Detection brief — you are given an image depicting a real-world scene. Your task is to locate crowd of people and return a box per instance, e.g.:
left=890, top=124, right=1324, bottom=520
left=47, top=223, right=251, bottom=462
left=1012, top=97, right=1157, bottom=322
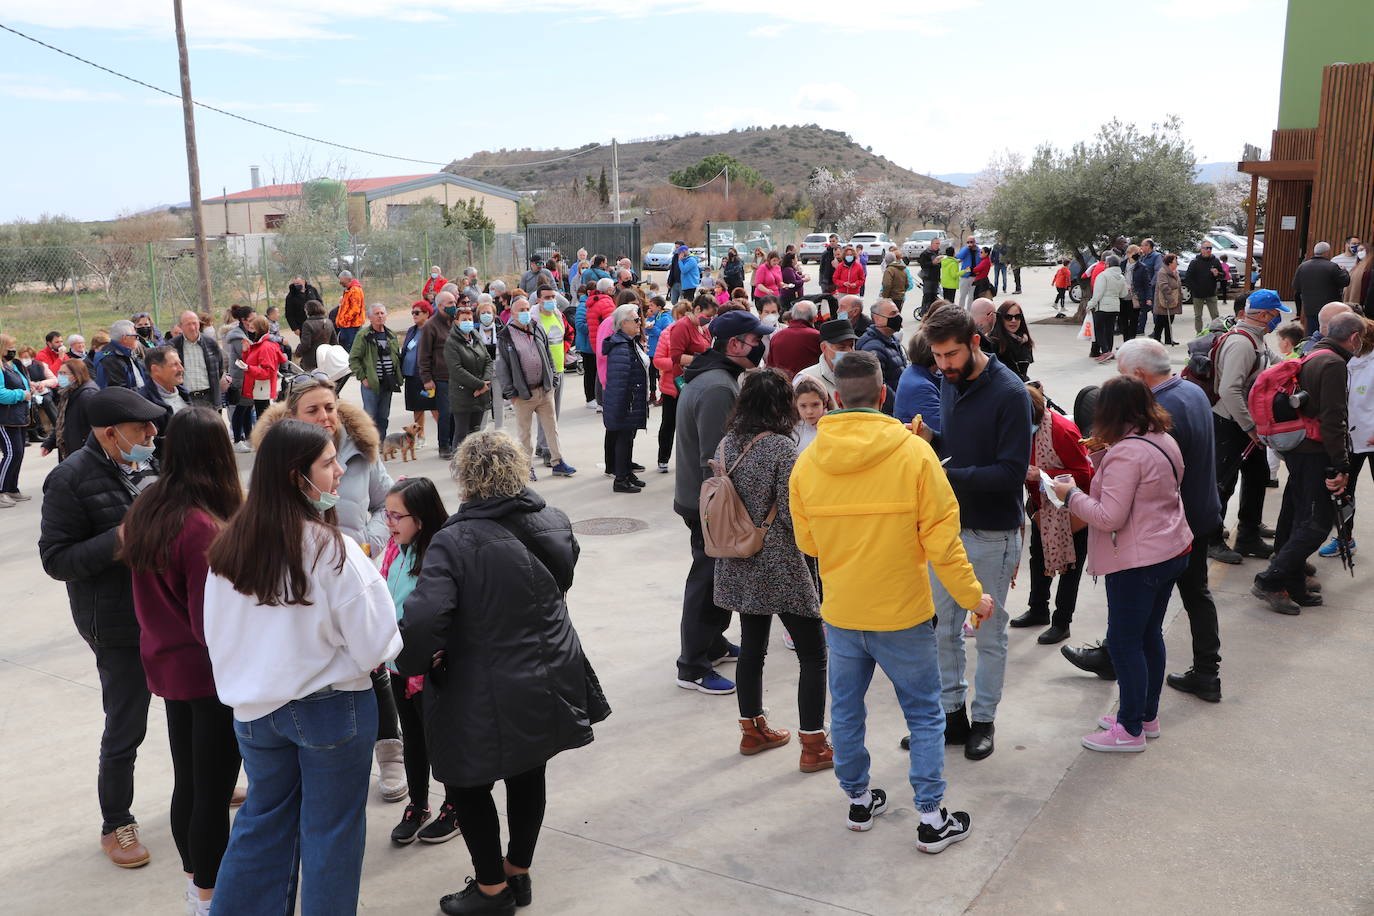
left=10, top=229, right=1374, bottom=911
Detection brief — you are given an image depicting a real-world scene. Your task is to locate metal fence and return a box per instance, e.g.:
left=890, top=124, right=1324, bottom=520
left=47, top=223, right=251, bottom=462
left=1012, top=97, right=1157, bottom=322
left=704, top=219, right=803, bottom=265
left=525, top=222, right=641, bottom=267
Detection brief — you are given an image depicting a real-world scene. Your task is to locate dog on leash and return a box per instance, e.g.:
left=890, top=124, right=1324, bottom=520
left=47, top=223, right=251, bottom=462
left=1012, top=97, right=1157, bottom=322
left=381, top=424, right=419, bottom=463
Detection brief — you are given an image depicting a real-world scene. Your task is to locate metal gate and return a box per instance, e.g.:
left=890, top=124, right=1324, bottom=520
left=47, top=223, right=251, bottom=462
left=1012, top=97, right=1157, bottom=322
left=525, top=221, right=642, bottom=266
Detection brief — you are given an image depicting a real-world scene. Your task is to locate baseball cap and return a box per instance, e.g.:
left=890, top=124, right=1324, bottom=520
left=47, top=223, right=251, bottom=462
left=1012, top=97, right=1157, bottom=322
left=85, top=387, right=166, bottom=427
left=676, top=245, right=689, bottom=254
left=709, top=310, right=775, bottom=339
left=1245, top=289, right=1290, bottom=313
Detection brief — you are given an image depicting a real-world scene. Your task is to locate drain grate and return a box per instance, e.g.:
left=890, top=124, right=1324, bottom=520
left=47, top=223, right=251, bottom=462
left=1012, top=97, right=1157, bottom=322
left=572, top=517, right=649, bottom=536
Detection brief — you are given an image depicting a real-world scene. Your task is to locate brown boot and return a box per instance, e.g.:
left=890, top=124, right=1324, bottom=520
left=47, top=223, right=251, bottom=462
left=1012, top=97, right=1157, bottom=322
left=738, top=715, right=791, bottom=756
left=101, top=823, right=151, bottom=868
left=798, top=730, right=834, bottom=772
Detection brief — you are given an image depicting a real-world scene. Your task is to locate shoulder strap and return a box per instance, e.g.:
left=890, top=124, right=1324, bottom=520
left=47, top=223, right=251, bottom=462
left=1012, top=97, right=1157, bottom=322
left=1122, top=435, right=1179, bottom=487
left=725, top=432, right=770, bottom=475
left=487, top=515, right=559, bottom=583
left=712, top=433, right=780, bottom=528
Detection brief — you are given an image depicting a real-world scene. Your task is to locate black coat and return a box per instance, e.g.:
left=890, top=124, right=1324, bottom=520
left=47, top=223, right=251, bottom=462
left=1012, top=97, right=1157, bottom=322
left=284, top=282, right=321, bottom=332
left=601, top=330, right=648, bottom=431
left=1184, top=254, right=1224, bottom=298
left=43, top=380, right=98, bottom=461
left=295, top=316, right=337, bottom=371
left=723, top=258, right=746, bottom=292
left=39, top=437, right=158, bottom=648
left=395, top=490, right=596, bottom=786
left=1293, top=257, right=1351, bottom=316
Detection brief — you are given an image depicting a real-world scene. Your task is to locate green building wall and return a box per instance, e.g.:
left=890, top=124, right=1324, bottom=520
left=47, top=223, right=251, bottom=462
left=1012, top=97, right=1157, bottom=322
left=1278, top=0, right=1374, bottom=129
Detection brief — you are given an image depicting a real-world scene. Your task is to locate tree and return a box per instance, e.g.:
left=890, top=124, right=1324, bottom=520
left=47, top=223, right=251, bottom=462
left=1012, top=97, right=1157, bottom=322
left=646, top=186, right=708, bottom=241
left=443, top=199, right=495, bottom=233
left=914, top=190, right=959, bottom=233
left=597, top=167, right=610, bottom=206
left=670, top=154, right=767, bottom=192
left=865, top=181, right=920, bottom=235
left=1210, top=177, right=1265, bottom=233
left=534, top=182, right=603, bottom=224
left=807, top=167, right=861, bottom=231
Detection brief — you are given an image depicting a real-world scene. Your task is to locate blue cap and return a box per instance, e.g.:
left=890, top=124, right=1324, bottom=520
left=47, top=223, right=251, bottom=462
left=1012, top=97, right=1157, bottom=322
left=1245, top=288, right=1290, bottom=312
left=709, top=310, right=775, bottom=340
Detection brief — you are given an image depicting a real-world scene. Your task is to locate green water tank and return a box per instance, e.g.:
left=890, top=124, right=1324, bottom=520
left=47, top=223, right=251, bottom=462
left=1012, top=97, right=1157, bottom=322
left=302, top=178, right=347, bottom=216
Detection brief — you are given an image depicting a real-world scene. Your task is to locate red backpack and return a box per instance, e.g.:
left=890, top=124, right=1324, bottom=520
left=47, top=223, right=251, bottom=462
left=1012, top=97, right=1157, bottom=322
left=1246, top=352, right=1334, bottom=452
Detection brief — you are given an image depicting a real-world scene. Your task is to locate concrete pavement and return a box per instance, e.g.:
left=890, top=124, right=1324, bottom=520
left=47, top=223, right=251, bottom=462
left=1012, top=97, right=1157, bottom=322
left=3, top=270, right=1371, bottom=914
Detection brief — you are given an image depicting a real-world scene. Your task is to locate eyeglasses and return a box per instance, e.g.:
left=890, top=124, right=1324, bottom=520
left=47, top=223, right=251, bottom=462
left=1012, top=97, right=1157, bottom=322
left=384, top=510, right=414, bottom=523
left=289, top=370, right=334, bottom=390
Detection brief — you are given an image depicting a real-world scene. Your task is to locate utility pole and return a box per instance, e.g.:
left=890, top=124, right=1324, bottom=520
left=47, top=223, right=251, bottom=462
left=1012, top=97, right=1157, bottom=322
left=724, top=166, right=729, bottom=201
left=611, top=138, right=621, bottom=224
left=174, top=0, right=213, bottom=316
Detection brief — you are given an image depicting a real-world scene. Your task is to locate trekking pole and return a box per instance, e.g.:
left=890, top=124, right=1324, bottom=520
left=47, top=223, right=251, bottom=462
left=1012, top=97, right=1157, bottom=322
left=1327, top=467, right=1356, bottom=576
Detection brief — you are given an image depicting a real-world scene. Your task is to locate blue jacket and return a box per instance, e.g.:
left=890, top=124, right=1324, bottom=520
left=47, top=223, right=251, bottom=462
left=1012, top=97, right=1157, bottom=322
left=894, top=364, right=942, bottom=429
left=957, top=244, right=980, bottom=275
left=646, top=311, right=672, bottom=362
left=934, top=354, right=1032, bottom=530
left=1133, top=249, right=1162, bottom=303
left=402, top=325, right=423, bottom=378
left=601, top=330, right=648, bottom=432
left=1151, top=375, right=1221, bottom=538
left=679, top=256, right=702, bottom=290
left=94, top=341, right=143, bottom=390
left=0, top=361, right=32, bottom=427
left=574, top=295, right=592, bottom=353
left=856, top=326, right=908, bottom=399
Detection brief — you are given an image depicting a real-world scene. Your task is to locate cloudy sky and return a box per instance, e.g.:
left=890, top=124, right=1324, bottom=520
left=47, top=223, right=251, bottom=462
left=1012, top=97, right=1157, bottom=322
left=0, top=0, right=1286, bottom=221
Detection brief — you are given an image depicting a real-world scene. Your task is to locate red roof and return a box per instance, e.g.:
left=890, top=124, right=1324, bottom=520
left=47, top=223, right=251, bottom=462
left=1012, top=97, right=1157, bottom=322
left=204, top=174, right=434, bottom=203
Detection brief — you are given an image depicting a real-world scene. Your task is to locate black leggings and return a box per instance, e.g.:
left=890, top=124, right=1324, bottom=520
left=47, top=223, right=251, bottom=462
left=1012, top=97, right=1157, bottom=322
left=389, top=674, right=457, bottom=809
left=736, top=613, right=827, bottom=731
left=1054, top=287, right=1068, bottom=308
left=165, top=696, right=241, bottom=889
left=657, top=393, right=677, bottom=465
left=580, top=354, right=596, bottom=402
left=1150, top=313, right=1176, bottom=344
left=230, top=400, right=267, bottom=443
left=450, top=764, right=547, bottom=886
left=372, top=668, right=400, bottom=741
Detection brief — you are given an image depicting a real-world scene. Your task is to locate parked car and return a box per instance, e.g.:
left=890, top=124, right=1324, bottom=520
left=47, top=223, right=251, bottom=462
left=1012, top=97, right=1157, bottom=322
left=1207, top=229, right=1263, bottom=261
left=643, top=242, right=675, bottom=272
left=799, top=233, right=830, bottom=264
left=848, top=232, right=892, bottom=261
left=901, top=229, right=949, bottom=262
left=328, top=245, right=368, bottom=273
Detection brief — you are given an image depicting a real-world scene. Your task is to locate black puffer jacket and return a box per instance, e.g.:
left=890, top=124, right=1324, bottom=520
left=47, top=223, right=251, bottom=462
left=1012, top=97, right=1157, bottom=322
left=38, top=437, right=158, bottom=647
left=396, top=489, right=596, bottom=787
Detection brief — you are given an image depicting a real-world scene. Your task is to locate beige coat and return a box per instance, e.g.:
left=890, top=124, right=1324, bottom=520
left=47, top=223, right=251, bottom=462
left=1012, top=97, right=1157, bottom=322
left=1153, top=267, right=1183, bottom=316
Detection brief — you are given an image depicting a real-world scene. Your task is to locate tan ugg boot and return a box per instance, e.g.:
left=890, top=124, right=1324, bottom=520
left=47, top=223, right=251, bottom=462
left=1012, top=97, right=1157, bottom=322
left=375, top=738, right=408, bottom=802
left=798, top=729, right=834, bottom=772
left=738, top=715, right=791, bottom=756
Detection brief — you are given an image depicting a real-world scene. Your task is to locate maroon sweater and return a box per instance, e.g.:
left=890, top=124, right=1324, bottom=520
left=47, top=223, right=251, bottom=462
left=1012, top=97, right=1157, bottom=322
left=131, top=509, right=219, bottom=700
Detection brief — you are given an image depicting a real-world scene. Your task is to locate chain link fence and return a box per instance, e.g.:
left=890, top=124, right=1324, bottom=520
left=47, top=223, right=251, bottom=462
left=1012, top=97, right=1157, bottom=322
left=704, top=220, right=803, bottom=265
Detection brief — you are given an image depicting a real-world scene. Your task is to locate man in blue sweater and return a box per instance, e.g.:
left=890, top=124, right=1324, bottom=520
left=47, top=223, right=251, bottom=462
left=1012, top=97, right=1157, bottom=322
left=921, top=307, right=1031, bottom=760
left=1062, top=339, right=1227, bottom=702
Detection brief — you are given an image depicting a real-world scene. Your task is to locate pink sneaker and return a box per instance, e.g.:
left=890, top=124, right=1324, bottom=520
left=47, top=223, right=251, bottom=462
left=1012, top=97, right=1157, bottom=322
left=1081, top=721, right=1146, bottom=752
left=962, top=622, right=977, bottom=638
left=1098, top=714, right=1160, bottom=738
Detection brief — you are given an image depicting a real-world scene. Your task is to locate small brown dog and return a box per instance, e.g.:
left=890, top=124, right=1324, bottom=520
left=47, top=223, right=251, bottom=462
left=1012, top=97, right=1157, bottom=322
left=381, top=424, right=419, bottom=463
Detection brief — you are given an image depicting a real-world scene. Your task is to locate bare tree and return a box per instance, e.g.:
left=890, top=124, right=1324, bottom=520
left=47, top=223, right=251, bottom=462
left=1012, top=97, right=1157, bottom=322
left=808, top=168, right=861, bottom=231
left=534, top=183, right=604, bottom=224
left=865, top=181, right=920, bottom=236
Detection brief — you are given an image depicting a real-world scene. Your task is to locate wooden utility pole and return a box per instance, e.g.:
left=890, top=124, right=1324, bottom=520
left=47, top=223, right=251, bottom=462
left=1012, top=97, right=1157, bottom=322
left=611, top=138, right=621, bottom=224
left=174, top=0, right=213, bottom=316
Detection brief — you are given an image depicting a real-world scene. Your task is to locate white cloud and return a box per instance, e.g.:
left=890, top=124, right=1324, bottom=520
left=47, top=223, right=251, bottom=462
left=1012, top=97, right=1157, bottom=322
left=337, top=77, right=385, bottom=86
left=0, top=74, right=123, bottom=102
left=144, top=96, right=320, bottom=114
left=748, top=24, right=788, bottom=39
left=191, top=41, right=292, bottom=59
left=793, top=83, right=849, bottom=114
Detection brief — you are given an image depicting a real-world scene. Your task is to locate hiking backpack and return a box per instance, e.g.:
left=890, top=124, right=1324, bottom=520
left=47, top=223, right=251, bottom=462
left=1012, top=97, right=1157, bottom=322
left=700, top=433, right=778, bottom=559
left=1246, top=352, right=1332, bottom=452
left=1181, top=325, right=1257, bottom=405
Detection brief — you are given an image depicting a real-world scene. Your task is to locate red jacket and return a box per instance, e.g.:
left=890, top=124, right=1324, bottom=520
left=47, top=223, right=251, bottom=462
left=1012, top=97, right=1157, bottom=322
left=130, top=509, right=219, bottom=700
left=658, top=315, right=709, bottom=397
left=1025, top=410, right=1093, bottom=512
left=241, top=338, right=286, bottom=399
left=833, top=262, right=865, bottom=296
left=1052, top=265, right=1072, bottom=289
left=422, top=275, right=448, bottom=299
left=766, top=320, right=822, bottom=379
left=971, top=257, right=992, bottom=283
left=35, top=344, right=65, bottom=376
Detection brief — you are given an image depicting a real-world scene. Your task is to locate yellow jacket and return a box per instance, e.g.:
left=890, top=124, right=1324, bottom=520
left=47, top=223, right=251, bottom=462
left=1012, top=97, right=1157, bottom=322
left=789, top=409, right=982, bottom=631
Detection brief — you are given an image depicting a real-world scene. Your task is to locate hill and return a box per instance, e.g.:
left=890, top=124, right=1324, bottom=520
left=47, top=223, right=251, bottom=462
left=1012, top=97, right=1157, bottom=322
left=443, top=125, right=955, bottom=196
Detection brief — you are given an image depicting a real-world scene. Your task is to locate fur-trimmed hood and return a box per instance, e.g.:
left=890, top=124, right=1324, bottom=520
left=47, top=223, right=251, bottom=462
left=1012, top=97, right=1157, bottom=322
left=251, top=399, right=379, bottom=463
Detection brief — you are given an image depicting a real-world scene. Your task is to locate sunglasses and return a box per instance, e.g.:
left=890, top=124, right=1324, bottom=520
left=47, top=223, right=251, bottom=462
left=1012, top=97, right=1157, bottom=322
left=411, top=310, right=426, bottom=316
left=289, top=370, right=334, bottom=390
left=1003, top=312, right=1023, bottom=320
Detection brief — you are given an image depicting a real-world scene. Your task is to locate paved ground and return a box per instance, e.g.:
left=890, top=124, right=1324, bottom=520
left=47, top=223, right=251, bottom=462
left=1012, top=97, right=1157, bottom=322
left=4, top=267, right=1372, bottom=914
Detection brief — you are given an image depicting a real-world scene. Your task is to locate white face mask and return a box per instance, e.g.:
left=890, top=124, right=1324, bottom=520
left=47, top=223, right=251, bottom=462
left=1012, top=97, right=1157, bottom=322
left=761, top=313, right=778, bottom=327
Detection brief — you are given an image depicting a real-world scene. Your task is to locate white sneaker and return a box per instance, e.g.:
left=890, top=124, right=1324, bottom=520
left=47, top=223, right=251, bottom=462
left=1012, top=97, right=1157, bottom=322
left=585, top=400, right=598, bottom=410
left=0, top=494, right=15, bottom=509
left=233, top=441, right=252, bottom=453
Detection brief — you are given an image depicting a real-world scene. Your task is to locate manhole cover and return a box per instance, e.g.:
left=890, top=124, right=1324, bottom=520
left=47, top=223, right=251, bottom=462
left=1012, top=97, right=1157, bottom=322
left=572, top=517, right=649, bottom=536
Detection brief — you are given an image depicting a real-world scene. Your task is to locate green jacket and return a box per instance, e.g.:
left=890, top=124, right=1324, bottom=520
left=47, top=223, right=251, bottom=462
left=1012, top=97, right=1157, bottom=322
left=443, top=327, right=493, bottom=414
left=939, top=255, right=961, bottom=290
left=348, top=325, right=400, bottom=392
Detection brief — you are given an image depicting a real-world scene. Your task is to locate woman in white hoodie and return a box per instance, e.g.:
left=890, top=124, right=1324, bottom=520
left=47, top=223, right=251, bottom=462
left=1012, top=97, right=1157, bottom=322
left=204, top=418, right=401, bottom=916
left=1319, top=317, right=1374, bottom=557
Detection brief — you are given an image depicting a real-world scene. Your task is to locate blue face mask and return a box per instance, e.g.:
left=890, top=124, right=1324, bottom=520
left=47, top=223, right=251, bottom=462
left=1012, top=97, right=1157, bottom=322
left=301, top=476, right=339, bottom=512
left=458, top=320, right=475, bottom=334
left=542, top=299, right=557, bottom=312
left=1031, top=423, right=1040, bottom=437
left=444, top=305, right=458, bottom=318
left=479, top=313, right=495, bottom=326
left=57, top=374, right=71, bottom=389
left=1265, top=313, right=1282, bottom=332
left=517, top=311, right=533, bottom=325
left=115, top=429, right=155, bottom=465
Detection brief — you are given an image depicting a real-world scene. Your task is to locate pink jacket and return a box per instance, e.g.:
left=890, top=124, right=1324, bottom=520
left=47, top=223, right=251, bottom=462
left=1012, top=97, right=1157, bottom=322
left=753, top=263, right=782, bottom=298
left=1065, top=431, right=1192, bottom=576
left=595, top=315, right=615, bottom=385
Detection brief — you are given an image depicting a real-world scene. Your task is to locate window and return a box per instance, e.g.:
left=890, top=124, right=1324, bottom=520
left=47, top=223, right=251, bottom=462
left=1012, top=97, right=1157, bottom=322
left=386, top=203, right=441, bottom=227
left=264, top=213, right=286, bottom=229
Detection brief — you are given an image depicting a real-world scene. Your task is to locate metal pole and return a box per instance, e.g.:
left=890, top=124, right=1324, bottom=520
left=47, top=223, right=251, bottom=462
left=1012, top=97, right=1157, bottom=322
left=72, top=275, right=84, bottom=337
left=1244, top=173, right=1259, bottom=294
left=611, top=138, right=621, bottom=224
left=725, top=167, right=729, bottom=201
left=146, top=242, right=160, bottom=327
left=173, top=0, right=214, bottom=317
left=261, top=236, right=270, bottom=303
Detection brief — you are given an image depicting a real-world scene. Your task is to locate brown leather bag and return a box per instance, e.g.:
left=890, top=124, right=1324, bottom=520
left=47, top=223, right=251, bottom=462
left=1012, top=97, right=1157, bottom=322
left=700, top=433, right=778, bottom=559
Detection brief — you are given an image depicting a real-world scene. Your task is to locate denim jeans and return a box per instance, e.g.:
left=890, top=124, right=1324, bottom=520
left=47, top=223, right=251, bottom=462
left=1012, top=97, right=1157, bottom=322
left=1104, top=554, right=1188, bottom=736
left=432, top=379, right=453, bottom=450
left=359, top=383, right=393, bottom=441
left=825, top=621, right=946, bottom=813
left=934, top=527, right=1021, bottom=722
left=214, top=688, right=377, bottom=916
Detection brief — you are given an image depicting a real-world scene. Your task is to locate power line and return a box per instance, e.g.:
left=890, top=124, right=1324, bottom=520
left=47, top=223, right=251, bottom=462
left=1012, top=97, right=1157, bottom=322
left=662, top=167, right=728, bottom=190
left=0, top=21, right=604, bottom=171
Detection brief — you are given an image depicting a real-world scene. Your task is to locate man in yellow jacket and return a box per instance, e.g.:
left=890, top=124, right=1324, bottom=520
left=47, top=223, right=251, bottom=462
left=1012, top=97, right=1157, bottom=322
left=790, top=349, right=991, bottom=854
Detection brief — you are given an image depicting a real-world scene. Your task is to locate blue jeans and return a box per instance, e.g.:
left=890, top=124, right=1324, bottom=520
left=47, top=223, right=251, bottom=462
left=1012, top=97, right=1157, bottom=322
left=359, top=383, right=393, bottom=441
left=825, top=621, right=946, bottom=813
left=214, top=689, right=376, bottom=916
left=432, top=379, right=453, bottom=450
left=1104, top=554, right=1188, bottom=736
left=933, top=527, right=1021, bottom=722
left=993, top=263, right=1008, bottom=291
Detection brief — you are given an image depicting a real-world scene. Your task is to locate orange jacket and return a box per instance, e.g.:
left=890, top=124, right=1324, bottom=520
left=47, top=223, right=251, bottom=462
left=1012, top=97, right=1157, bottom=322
left=1053, top=265, right=1072, bottom=289
left=337, top=280, right=365, bottom=329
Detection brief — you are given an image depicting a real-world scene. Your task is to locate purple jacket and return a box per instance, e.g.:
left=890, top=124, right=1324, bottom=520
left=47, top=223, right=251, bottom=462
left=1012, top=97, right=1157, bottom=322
left=1066, top=431, right=1192, bottom=576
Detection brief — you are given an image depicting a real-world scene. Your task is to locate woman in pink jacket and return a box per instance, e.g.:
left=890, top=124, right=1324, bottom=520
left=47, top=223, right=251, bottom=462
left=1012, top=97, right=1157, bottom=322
left=752, top=251, right=783, bottom=301
left=1052, top=376, right=1191, bottom=754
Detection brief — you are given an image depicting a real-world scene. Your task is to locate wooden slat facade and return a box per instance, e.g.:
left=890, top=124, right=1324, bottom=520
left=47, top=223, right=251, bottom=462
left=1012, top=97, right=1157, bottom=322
left=1262, top=62, right=1374, bottom=300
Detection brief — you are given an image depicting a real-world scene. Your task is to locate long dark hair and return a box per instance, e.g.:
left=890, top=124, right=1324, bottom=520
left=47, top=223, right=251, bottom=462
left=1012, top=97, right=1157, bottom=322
left=388, top=477, right=448, bottom=577
left=122, top=408, right=243, bottom=573
left=208, top=419, right=345, bottom=606
left=1091, top=376, right=1171, bottom=446
left=987, top=299, right=1034, bottom=350
left=725, top=368, right=799, bottom=438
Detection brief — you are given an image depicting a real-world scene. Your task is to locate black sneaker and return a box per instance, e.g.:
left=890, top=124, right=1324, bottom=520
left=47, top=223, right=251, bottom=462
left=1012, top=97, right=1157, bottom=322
left=917, top=808, right=971, bottom=854
left=847, top=788, right=888, bottom=831
left=506, top=872, right=532, bottom=907
left=630, top=462, right=646, bottom=472
left=1208, top=541, right=1243, bottom=564
left=440, top=878, right=517, bottom=915
left=390, top=803, right=430, bottom=845
left=1234, top=536, right=1274, bottom=559
left=419, top=802, right=462, bottom=843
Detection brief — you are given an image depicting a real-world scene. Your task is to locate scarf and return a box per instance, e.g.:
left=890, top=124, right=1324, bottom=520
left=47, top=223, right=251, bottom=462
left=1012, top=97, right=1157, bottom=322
left=1034, top=419, right=1077, bottom=575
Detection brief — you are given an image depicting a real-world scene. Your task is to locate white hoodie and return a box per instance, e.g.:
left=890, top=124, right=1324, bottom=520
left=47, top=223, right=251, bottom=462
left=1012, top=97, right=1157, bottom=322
left=1347, top=351, right=1374, bottom=455
left=203, top=529, right=402, bottom=722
